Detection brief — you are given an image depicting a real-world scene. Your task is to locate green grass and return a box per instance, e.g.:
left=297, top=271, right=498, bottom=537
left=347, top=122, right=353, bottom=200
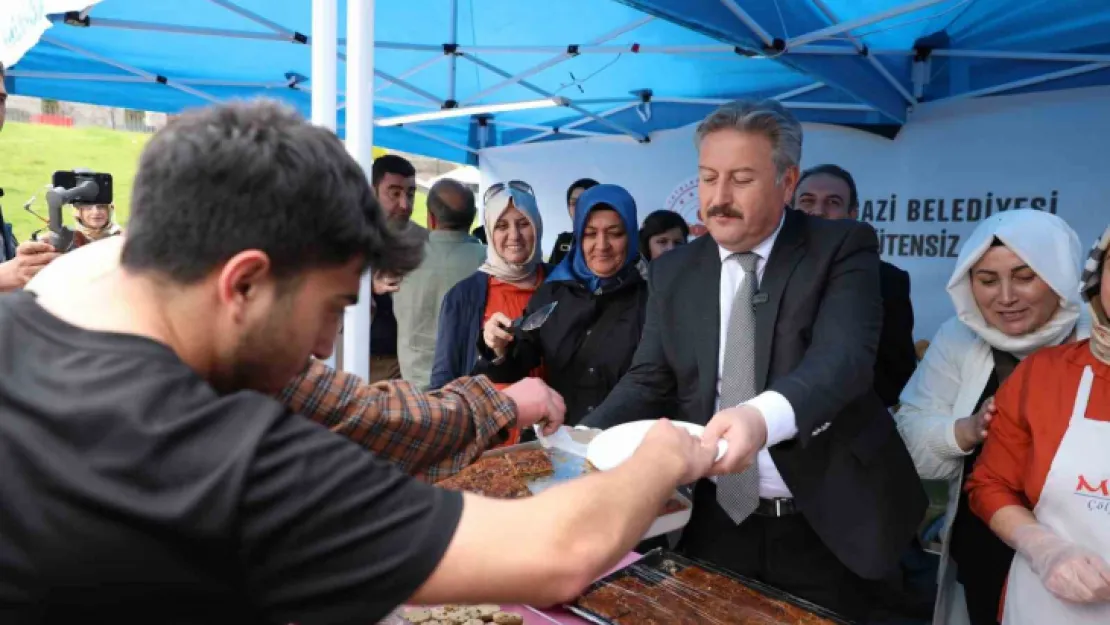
left=1, top=122, right=432, bottom=243
left=1, top=122, right=148, bottom=242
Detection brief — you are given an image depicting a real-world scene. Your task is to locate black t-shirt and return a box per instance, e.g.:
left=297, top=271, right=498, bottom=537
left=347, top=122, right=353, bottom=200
left=0, top=292, right=462, bottom=625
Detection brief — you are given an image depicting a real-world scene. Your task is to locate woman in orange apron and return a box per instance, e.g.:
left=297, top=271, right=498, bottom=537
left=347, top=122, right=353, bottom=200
left=967, top=223, right=1110, bottom=624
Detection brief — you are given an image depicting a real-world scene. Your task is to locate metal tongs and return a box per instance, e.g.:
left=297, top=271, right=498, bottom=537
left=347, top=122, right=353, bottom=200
left=512, top=301, right=558, bottom=332
left=510, top=301, right=561, bottom=446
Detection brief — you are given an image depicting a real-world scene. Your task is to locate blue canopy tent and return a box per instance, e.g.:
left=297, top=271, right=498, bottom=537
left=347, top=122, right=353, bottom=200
left=5, top=0, right=1110, bottom=378
left=2, top=0, right=1098, bottom=166
left=616, top=0, right=1110, bottom=124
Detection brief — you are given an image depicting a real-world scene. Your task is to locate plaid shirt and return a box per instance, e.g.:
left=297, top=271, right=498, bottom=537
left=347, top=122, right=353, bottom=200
left=277, top=360, right=517, bottom=482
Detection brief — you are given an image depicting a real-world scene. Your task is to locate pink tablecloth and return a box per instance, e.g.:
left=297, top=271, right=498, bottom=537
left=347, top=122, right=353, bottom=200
left=503, top=552, right=643, bottom=625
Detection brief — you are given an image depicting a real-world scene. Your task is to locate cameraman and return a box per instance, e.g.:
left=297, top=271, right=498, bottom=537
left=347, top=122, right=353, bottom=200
left=0, top=61, right=60, bottom=292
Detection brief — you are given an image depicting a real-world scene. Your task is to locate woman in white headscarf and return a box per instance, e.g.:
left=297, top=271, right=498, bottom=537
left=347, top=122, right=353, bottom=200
left=430, top=182, right=546, bottom=442
left=895, top=210, right=1089, bottom=625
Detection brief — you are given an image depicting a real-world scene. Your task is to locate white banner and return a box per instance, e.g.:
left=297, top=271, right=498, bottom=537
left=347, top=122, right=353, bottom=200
left=1, top=1, right=103, bottom=69
left=480, top=86, right=1110, bottom=341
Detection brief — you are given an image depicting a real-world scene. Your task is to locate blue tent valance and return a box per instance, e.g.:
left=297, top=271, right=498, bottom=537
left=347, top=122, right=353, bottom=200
left=6, top=0, right=1110, bottom=163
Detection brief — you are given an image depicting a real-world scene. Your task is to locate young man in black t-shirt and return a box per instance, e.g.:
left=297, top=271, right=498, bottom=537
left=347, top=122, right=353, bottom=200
left=547, top=177, right=598, bottom=266
left=0, top=100, right=719, bottom=625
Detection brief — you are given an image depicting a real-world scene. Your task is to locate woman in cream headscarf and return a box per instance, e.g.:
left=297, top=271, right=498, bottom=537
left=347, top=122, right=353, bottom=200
left=73, top=202, right=123, bottom=242
left=896, top=210, right=1089, bottom=625
left=430, top=181, right=546, bottom=409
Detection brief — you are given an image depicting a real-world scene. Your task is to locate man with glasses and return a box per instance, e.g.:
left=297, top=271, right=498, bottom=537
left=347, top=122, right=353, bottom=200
left=548, top=178, right=598, bottom=266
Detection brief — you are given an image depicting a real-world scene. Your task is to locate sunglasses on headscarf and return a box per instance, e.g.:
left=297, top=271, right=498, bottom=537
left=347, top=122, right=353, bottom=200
left=483, top=180, right=534, bottom=206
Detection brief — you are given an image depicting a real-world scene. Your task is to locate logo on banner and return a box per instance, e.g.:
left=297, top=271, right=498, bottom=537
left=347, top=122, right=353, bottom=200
left=664, top=176, right=707, bottom=237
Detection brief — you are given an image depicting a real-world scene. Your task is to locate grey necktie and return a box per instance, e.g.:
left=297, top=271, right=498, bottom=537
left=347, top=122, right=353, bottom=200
left=715, top=252, right=761, bottom=524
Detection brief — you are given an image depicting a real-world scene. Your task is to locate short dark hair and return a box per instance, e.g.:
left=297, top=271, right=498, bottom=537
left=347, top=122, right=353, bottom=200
left=797, top=164, right=858, bottom=209
left=639, top=210, right=690, bottom=260
left=371, top=154, right=416, bottom=188
left=566, top=178, right=599, bottom=205
left=0, top=61, right=6, bottom=78
left=120, top=99, right=423, bottom=283
left=427, top=179, right=476, bottom=231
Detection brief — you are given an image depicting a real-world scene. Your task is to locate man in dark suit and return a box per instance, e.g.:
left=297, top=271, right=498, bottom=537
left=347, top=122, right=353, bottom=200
left=581, top=100, right=926, bottom=620
left=793, top=164, right=918, bottom=406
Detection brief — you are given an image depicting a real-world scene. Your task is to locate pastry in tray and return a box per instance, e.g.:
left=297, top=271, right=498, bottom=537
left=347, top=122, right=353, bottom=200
left=572, top=557, right=844, bottom=624
left=435, top=449, right=559, bottom=499
left=503, top=448, right=555, bottom=478
left=436, top=457, right=531, bottom=499
left=399, top=604, right=521, bottom=625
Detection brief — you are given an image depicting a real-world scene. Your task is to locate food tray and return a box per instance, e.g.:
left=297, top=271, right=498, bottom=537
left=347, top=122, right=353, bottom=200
left=483, top=441, right=692, bottom=540
left=567, top=548, right=854, bottom=625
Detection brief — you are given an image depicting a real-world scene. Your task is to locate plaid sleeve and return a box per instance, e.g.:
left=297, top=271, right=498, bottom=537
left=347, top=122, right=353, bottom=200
left=276, top=360, right=518, bottom=482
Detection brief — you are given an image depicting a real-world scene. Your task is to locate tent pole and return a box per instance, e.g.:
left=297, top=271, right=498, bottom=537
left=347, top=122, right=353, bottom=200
left=782, top=102, right=874, bottom=111
left=377, top=54, right=447, bottom=94
left=6, top=71, right=293, bottom=89
left=489, top=120, right=610, bottom=138
left=57, top=17, right=297, bottom=41
left=338, top=52, right=443, bottom=104
left=206, top=0, right=295, bottom=37
left=933, top=50, right=1110, bottom=63
left=340, top=96, right=438, bottom=110
left=56, top=17, right=869, bottom=59
left=459, top=54, right=648, bottom=141
left=312, top=0, right=339, bottom=370
left=343, top=0, right=375, bottom=381
left=652, top=97, right=873, bottom=112
left=6, top=71, right=149, bottom=82
left=912, top=57, right=929, bottom=100
left=933, top=62, right=1110, bottom=103
left=788, top=0, right=950, bottom=48
left=459, top=15, right=653, bottom=105
left=719, top=0, right=775, bottom=47
left=39, top=35, right=221, bottom=104
left=808, top=0, right=916, bottom=105
left=771, top=82, right=825, bottom=100
left=511, top=102, right=640, bottom=145
left=392, top=125, right=480, bottom=155
left=448, top=0, right=458, bottom=103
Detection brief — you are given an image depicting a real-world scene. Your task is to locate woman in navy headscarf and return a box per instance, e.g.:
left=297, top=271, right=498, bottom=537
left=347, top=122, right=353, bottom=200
left=475, top=184, right=655, bottom=426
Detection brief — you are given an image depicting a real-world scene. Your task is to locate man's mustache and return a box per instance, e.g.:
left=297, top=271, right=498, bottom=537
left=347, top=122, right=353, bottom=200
left=706, top=205, right=742, bottom=219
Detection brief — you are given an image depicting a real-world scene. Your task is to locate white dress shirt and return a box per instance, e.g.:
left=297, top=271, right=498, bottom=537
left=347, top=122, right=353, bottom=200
left=716, top=214, right=798, bottom=498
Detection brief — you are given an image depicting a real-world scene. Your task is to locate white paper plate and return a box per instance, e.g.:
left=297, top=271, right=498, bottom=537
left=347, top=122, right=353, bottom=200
left=586, top=419, right=727, bottom=471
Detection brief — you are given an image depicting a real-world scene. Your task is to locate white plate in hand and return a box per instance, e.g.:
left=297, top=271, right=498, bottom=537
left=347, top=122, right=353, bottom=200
left=586, top=419, right=727, bottom=471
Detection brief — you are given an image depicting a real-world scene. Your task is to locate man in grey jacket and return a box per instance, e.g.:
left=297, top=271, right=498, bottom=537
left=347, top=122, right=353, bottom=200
left=394, top=179, right=486, bottom=389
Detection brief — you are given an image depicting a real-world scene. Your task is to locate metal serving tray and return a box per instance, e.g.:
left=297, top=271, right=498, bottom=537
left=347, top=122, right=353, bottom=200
left=567, top=548, right=855, bottom=625
left=482, top=441, right=693, bottom=540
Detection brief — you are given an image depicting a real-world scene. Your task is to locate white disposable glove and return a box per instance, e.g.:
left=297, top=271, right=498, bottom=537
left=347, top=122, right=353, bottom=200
left=1013, top=523, right=1110, bottom=604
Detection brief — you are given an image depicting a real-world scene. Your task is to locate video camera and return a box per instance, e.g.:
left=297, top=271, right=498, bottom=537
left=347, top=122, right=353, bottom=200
left=34, top=170, right=113, bottom=252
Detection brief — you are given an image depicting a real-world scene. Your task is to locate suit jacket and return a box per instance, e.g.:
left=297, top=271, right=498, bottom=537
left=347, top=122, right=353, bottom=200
left=875, top=261, right=918, bottom=407
left=582, top=209, right=926, bottom=580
